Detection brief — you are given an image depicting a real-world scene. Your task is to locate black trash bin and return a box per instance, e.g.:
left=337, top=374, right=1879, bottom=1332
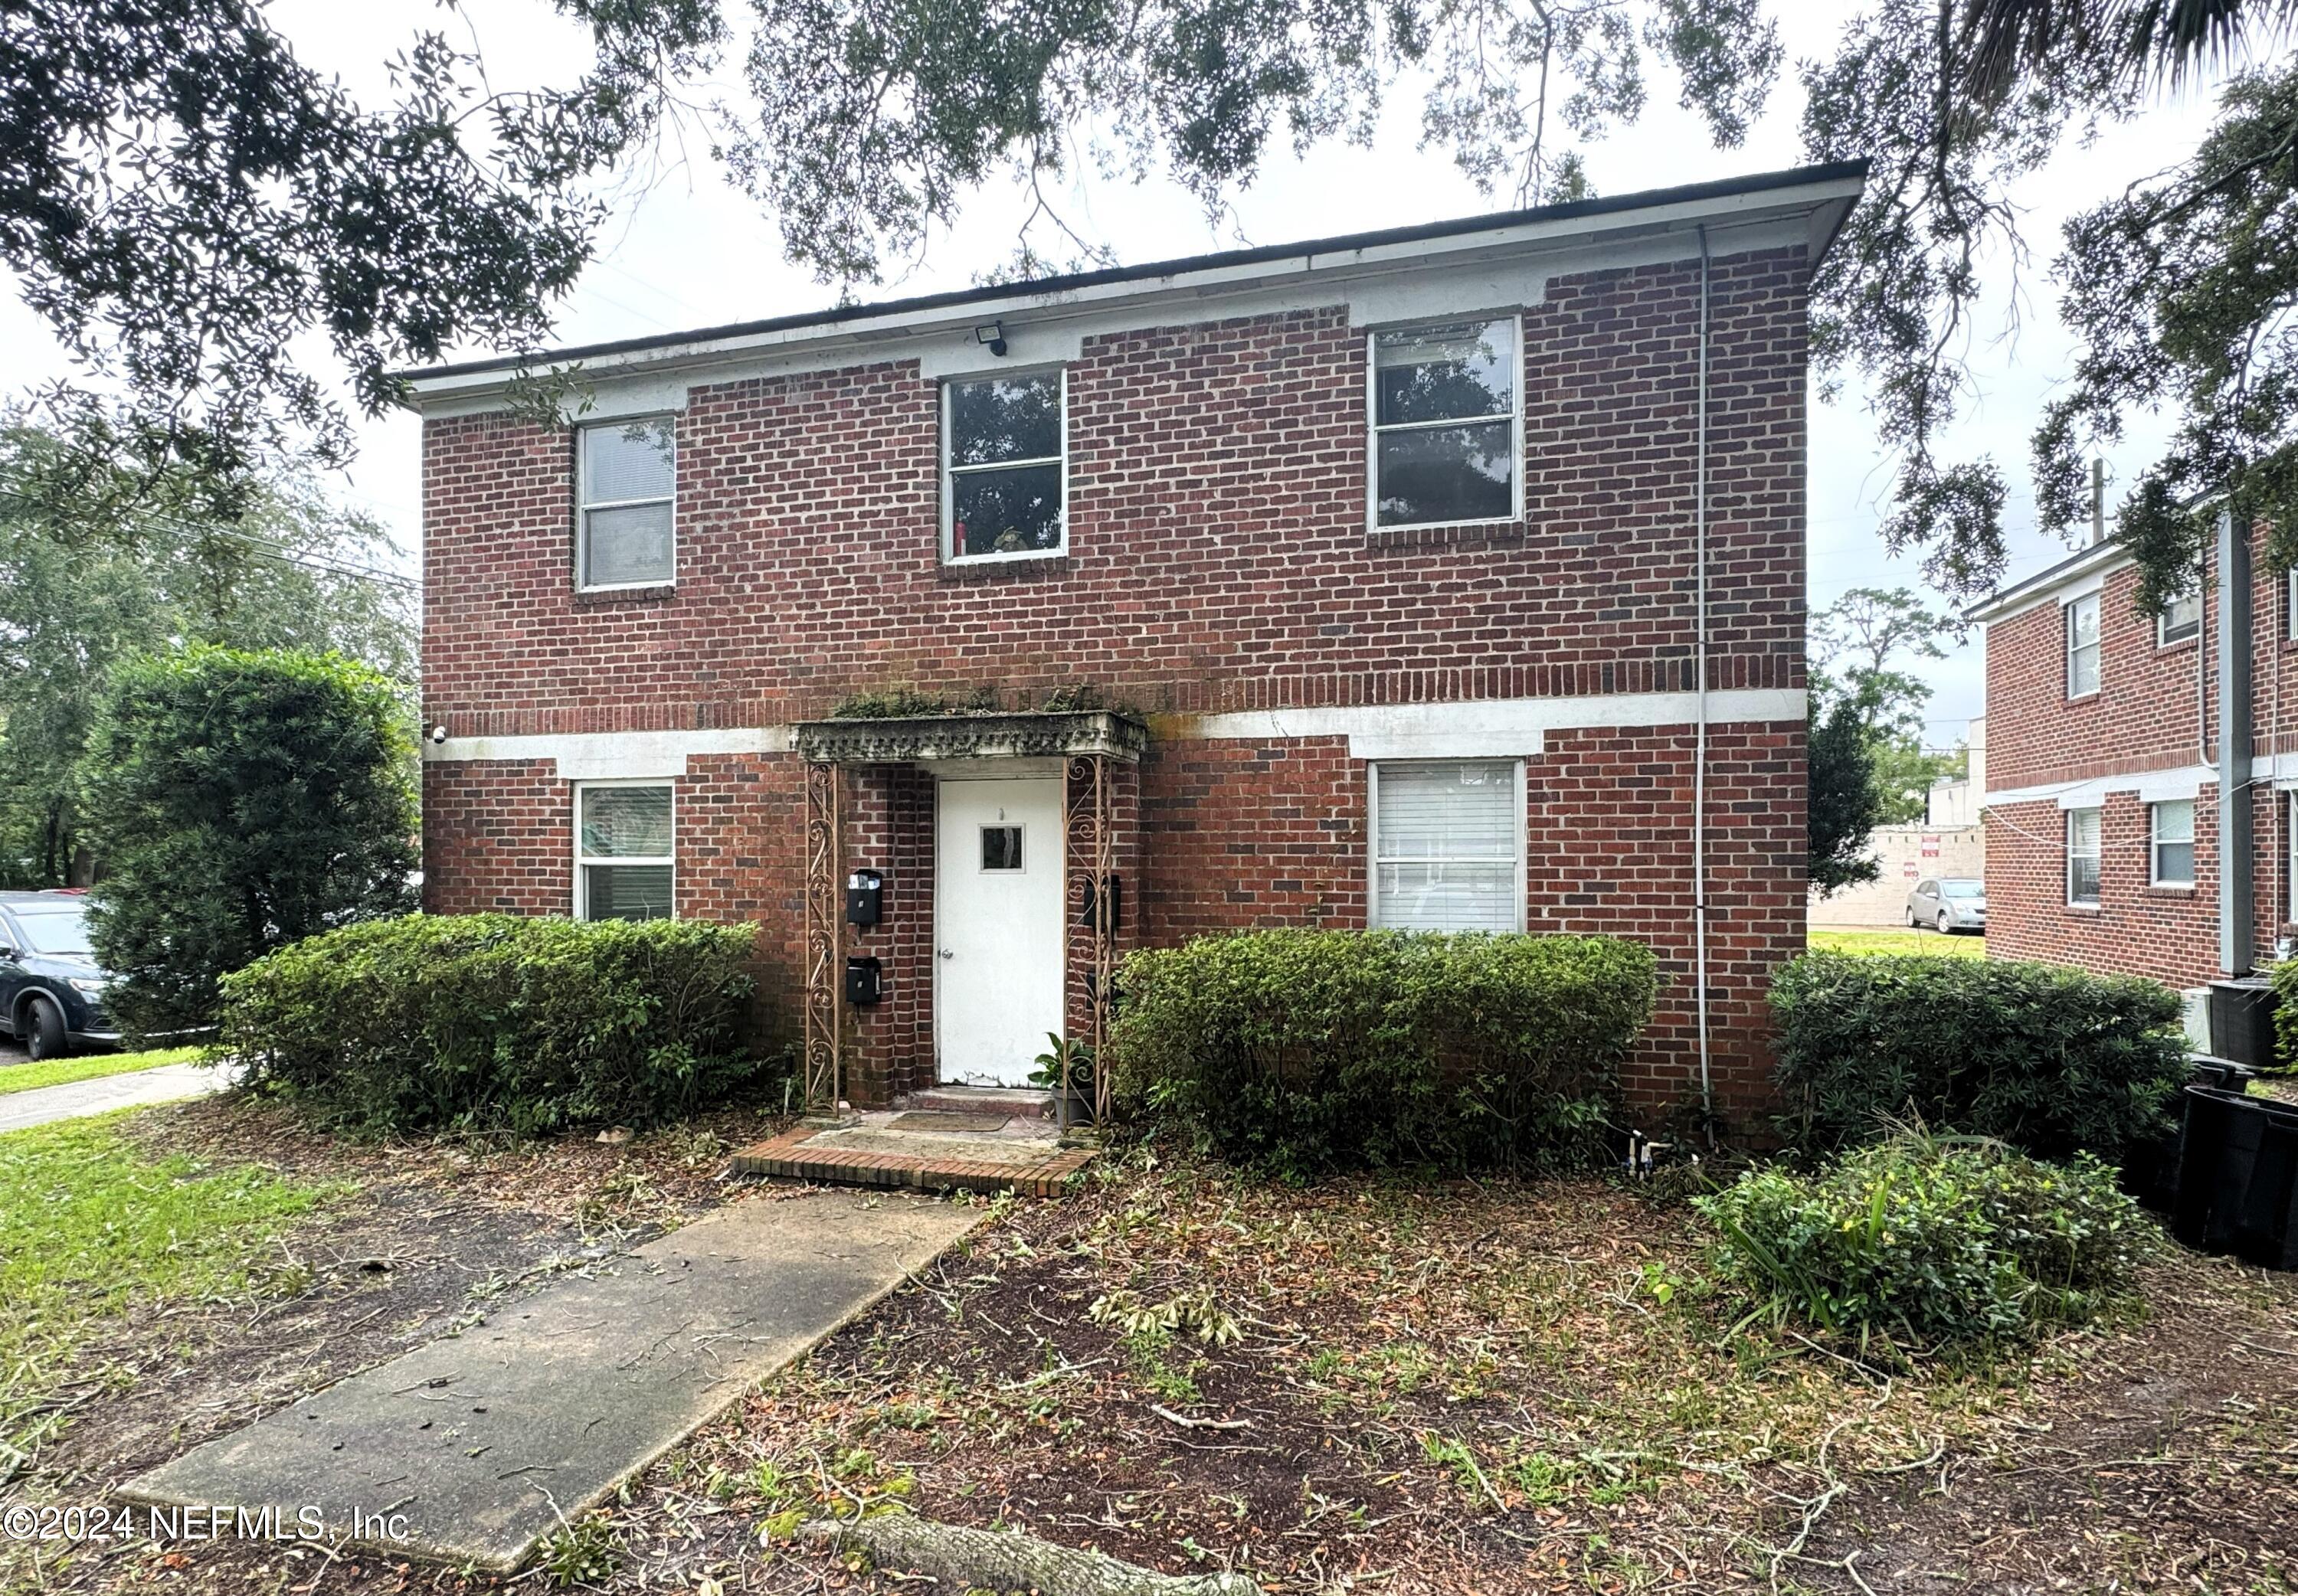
left=2171, top=1084, right=2298, bottom=1270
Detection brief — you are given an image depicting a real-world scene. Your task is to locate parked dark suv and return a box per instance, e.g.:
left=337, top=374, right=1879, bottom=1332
left=0, top=891, right=120, bottom=1059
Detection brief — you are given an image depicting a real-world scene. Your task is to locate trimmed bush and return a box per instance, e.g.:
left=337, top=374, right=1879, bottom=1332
left=1770, top=953, right=2187, bottom=1163
left=216, top=914, right=764, bottom=1134
left=1696, top=1135, right=2152, bottom=1346
left=1107, top=930, right=1655, bottom=1178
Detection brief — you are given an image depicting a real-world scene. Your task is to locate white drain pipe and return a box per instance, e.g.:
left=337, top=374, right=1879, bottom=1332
left=1693, top=224, right=1714, bottom=1137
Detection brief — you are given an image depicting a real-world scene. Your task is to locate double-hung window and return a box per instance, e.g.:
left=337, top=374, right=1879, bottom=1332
left=2151, top=799, right=2195, bottom=886
left=1369, top=319, right=1521, bottom=529
left=944, top=371, right=1065, bottom=561
left=576, top=783, right=674, bottom=921
left=2066, top=806, right=2103, bottom=906
left=1370, top=760, right=1524, bottom=932
left=2066, top=593, right=2101, bottom=698
left=2159, top=587, right=2201, bottom=645
left=578, top=417, right=676, bottom=589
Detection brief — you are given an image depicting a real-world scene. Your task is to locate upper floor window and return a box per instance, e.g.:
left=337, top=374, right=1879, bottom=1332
left=1370, top=760, right=1524, bottom=931
left=2159, top=587, right=2201, bottom=646
left=1369, top=319, right=1521, bottom=530
left=944, top=371, right=1065, bottom=561
left=578, top=417, right=676, bottom=590
left=576, top=782, right=673, bottom=921
left=2066, top=592, right=2101, bottom=698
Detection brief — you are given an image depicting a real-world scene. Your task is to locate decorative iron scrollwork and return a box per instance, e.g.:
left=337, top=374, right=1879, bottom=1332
left=802, top=761, right=842, bottom=1114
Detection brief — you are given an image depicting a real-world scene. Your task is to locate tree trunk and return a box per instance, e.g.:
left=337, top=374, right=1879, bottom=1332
left=800, top=1516, right=1260, bottom=1596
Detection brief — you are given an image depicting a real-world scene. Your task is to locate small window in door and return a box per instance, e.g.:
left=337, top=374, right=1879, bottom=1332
left=980, top=825, right=1024, bottom=871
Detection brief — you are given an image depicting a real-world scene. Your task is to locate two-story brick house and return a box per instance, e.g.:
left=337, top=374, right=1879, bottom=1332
left=1973, top=518, right=2298, bottom=991
left=404, top=161, right=1864, bottom=1131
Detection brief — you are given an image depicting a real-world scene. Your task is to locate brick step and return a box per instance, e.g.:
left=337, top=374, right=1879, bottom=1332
left=898, top=1085, right=1056, bottom=1119
left=731, top=1122, right=1092, bottom=1199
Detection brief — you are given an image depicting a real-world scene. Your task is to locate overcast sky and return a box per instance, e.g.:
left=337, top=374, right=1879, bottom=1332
left=0, top=5, right=2230, bottom=744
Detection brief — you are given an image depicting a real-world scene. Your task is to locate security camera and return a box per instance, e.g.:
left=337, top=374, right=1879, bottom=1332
left=430, top=724, right=449, bottom=746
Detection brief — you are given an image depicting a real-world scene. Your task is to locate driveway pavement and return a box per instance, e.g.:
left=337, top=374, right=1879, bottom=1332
left=0, top=1057, right=232, bottom=1133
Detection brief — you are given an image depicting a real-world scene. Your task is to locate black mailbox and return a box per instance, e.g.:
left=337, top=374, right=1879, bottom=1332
left=845, top=955, right=882, bottom=1006
left=846, top=868, right=883, bottom=927
left=1079, top=873, right=1122, bottom=933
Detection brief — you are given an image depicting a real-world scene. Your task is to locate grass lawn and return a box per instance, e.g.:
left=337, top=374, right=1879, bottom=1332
left=1810, top=924, right=1986, bottom=957
left=0, top=1045, right=199, bottom=1098
left=0, top=1110, right=339, bottom=1471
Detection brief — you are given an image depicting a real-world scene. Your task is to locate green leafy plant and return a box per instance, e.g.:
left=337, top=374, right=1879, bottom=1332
left=1769, top=953, right=2188, bottom=1163
left=1107, top=929, right=1654, bottom=1179
left=539, top=1513, right=621, bottom=1587
left=1088, top=1286, right=1241, bottom=1346
left=1695, top=1134, right=2153, bottom=1348
left=215, top=913, right=766, bottom=1135
left=1028, top=1032, right=1095, bottom=1097
left=77, top=646, right=417, bottom=1039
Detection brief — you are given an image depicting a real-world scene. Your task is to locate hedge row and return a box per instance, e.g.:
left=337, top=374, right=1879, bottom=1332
left=1769, top=952, right=2188, bottom=1165
left=216, top=914, right=763, bottom=1134
left=1106, top=929, right=1656, bottom=1179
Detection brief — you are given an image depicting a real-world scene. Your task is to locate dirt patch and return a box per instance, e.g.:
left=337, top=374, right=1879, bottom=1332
left=10, top=1141, right=2298, bottom=1596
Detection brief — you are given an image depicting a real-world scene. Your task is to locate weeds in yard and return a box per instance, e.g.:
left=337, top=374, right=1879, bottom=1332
left=538, top=1513, right=621, bottom=1586
left=1088, top=1285, right=1241, bottom=1345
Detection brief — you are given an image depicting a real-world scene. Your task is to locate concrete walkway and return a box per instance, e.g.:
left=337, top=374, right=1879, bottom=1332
left=123, top=1189, right=984, bottom=1571
left=0, top=1060, right=229, bottom=1133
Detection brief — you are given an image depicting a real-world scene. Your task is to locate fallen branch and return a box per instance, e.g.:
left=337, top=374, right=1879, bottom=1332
left=1150, top=1405, right=1249, bottom=1431
left=801, top=1515, right=1260, bottom=1596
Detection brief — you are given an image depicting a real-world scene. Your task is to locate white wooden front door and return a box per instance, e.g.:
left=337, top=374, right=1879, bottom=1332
left=935, top=774, right=1066, bottom=1087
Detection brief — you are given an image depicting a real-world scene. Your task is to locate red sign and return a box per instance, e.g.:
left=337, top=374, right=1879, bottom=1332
left=1921, top=836, right=1940, bottom=857
left=1902, top=862, right=1920, bottom=878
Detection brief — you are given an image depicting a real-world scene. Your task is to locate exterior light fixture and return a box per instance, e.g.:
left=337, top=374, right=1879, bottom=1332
left=974, top=321, right=1008, bottom=356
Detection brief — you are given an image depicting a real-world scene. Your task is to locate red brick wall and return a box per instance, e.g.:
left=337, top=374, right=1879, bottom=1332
left=1982, top=524, right=2298, bottom=986
left=420, top=247, right=1816, bottom=1127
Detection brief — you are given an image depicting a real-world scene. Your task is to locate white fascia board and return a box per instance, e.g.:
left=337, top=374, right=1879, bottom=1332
left=404, top=176, right=1862, bottom=418
left=1965, top=543, right=2131, bottom=625
left=1982, top=762, right=2217, bottom=810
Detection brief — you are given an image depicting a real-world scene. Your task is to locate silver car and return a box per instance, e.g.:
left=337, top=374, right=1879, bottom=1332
left=1907, top=877, right=1985, bottom=934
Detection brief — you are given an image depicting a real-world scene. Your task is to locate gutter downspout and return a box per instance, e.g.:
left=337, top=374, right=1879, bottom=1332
left=1694, top=224, right=1714, bottom=1137
left=2220, top=506, right=2256, bottom=975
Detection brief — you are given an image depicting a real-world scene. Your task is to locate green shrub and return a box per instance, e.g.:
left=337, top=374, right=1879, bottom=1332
left=1770, top=953, right=2187, bottom=1163
left=1107, top=929, right=1655, bottom=1178
left=78, top=646, right=418, bottom=1038
left=2265, top=961, right=2298, bottom=1073
left=216, top=914, right=764, bottom=1134
left=1696, top=1135, right=2152, bottom=1346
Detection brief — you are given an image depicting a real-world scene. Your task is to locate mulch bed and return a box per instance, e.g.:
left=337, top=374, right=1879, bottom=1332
left=7, top=1119, right=2296, bottom=1596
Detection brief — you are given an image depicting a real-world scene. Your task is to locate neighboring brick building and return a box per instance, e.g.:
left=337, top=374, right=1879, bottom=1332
left=404, top=162, right=1864, bottom=1132
left=1972, top=524, right=2298, bottom=991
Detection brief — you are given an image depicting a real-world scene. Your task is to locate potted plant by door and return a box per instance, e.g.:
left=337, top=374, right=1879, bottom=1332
left=1031, top=1033, right=1096, bottom=1131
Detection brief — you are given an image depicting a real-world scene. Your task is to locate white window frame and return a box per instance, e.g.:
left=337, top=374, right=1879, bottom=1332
left=2149, top=798, right=2196, bottom=887
left=979, top=823, right=1026, bottom=873
left=1367, top=759, right=1528, bottom=933
left=2287, top=791, right=2298, bottom=922
left=1364, top=315, right=1526, bottom=535
left=573, top=778, right=676, bottom=921
left=2287, top=566, right=2298, bottom=641
left=941, top=367, right=1068, bottom=565
left=576, top=416, right=677, bottom=593
left=2158, top=587, right=2201, bottom=646
left=2066, top=806, right=2103, bottom=908
left=2065, top=592, right=2102, bottom=698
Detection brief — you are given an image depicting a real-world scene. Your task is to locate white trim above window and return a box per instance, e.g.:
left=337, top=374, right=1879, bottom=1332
left=1368, top=759, right=1527, bottom=932
left=941, top=368, right=1067, bottom=563
left=577, top=416, right=676, bottom=591
left=1366, top=316, right=1524, bottom=532
left=2067, top=806, right=2103, bottom=907
left=2066, top=591, right=2102, bottom=698
left=574, top=780, right=676, bottom=921
left=2150, top=798, right=2195, bottom=886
